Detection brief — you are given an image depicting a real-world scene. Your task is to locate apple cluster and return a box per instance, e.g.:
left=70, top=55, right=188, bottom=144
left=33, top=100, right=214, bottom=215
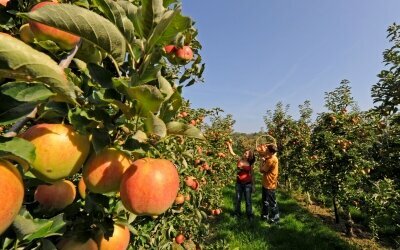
left=1, top=123, right=181, bottom=249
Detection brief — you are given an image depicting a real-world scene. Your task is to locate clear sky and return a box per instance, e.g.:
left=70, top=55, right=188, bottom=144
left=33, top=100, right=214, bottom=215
left=180, top=0, right=400, bottom=133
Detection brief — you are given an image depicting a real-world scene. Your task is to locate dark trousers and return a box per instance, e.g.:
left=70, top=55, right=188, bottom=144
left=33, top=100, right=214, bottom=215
left=261, top=187, right=280, bottom=221
left=235, top=182, right=253, bottom=217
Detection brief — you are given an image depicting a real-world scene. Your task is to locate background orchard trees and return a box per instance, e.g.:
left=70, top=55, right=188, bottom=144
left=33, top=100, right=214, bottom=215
left=368, top=22, right=400, bottom=241
left=309, top=80, right=376, bottom=236
left=263, top=101, right=314, bottom=190
left=262, top=101, right=314, bottom=199
left=284, top=101, right=313, bottom=195
left=263, top=102, right=293, bottom=187
left=0, top=0, right=236, bottom=249
left=371, top=23, right=400, bottom=116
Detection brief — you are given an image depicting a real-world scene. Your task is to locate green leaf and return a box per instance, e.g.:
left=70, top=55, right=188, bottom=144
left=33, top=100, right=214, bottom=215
left=19, top=4, right=127, bottom=64
left=87, top=63, right=114, bottom=88
left=158, top=73, right=174, bottom=99
left=132, top=50, right=162, bottom=85
left=125, top=85, right=164, bottom=113
left=144, top=112, right=167, bottom=138
left=146, top=9, right=176, bottom=52
left=68, top=107, right=100, bottom=133
left=36, top=101, right=68, bottom=121
left=75, top=40, right=104, bottom=64
left=74, top=0, right=90, bottom=9
left=163, top=0, right=178, bottom=8
left=0, top=101, right=38, bottom=125
left=92, top=90, right=134, bottom=118
left=0, top=10, right=15, bottom=31
left=0, top=137, right=36, bottom=165
left=117, top=1, right=144, bottom=38
left=94, top=0, right=135, bottom=44
left=123, top=137, right=149, bottom=159
left=166, top=121, right=205, bottom=139
left=159, top=90, right=182, bottom=122
left=148, top=9, right=191, bottom=50
left=90, top=128, right=111, bottom=154
left=136, top=64, right=162, bottom=85
left=141, top=0, right=165, bottom=38
left=12, top=208, right=66, bottom=242
left=0, top=34, right=77, bottom=104
left=0, top=82, right=55, bottom=102
left=185, top=78, right=196, bottom=87
left=0, top=237, right=14, bottom=250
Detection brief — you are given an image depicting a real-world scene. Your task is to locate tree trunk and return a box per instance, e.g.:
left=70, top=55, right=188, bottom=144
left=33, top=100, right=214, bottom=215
left=305, top=191, right=313, bottom=206
left=344, top=208, right=355, bottom=237
left=332, top=196, right=340, bottom=224
left=286, top=162, right=291, bottom=190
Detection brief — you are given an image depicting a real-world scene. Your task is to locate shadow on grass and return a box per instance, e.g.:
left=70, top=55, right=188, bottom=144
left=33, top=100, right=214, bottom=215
left=205, top=182, right=357, bottom=250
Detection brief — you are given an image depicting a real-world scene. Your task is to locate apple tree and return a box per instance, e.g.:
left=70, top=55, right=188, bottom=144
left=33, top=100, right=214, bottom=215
left=0, top=0, right=231, bottom=249
left=309, top=80, right=375, bottom=236
left=367, top=23, right=400, bottom=240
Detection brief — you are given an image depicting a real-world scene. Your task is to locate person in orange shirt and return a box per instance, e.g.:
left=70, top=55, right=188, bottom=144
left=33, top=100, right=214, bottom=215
left=227, top=141, right=256, bottom=221
left=257, top=143, right=280, bottom=223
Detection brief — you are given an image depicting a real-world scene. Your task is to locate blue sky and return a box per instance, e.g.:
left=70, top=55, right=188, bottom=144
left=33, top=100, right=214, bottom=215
left=180, top=0, right=400, bottom=133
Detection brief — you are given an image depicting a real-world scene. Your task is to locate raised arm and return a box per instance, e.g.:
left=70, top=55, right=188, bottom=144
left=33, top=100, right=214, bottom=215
left=226, top=141, right=237, bottom=157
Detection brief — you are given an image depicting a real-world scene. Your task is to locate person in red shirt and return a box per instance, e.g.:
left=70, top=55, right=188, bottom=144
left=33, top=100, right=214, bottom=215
left=257, top=143, right=280, bottom=223
left=227, top=141, right=256, bottom=221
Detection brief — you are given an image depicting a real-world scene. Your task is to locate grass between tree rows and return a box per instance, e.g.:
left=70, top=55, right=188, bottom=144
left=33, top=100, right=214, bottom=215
left=204, top=174, right=358, bottom=250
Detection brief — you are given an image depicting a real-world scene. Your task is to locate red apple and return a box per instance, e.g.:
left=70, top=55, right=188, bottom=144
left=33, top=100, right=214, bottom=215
left=175, top=46, right=193, bottom=61
left=184, top=176, right=196, bottom=187
left=0, top=0, right=9, bottom=7
left=164, top=45, right=176, bottom=54
left=174, top=194, right=185, bottom=205
left=97, top=224, right=130, bottom=250
left=190, top=119, right=197, bottom=126
left=175, top=234, right=185, bottom=244
left=78, top=177, right=86, bottom=199
left=0, top=160, right=24, bottom=234
left=120, top=158, right=179, bottom=216
left=34, top=180, right=76, bottom=210
left=83, top=148, right=132, bottom=194
left=201, top=162, right=210, bottom=171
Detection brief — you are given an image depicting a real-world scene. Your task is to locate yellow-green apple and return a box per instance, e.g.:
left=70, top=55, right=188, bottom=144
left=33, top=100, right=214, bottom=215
left=20, top=123, right=90, bottom=182
left=19, top=23, right=35, bottom=43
